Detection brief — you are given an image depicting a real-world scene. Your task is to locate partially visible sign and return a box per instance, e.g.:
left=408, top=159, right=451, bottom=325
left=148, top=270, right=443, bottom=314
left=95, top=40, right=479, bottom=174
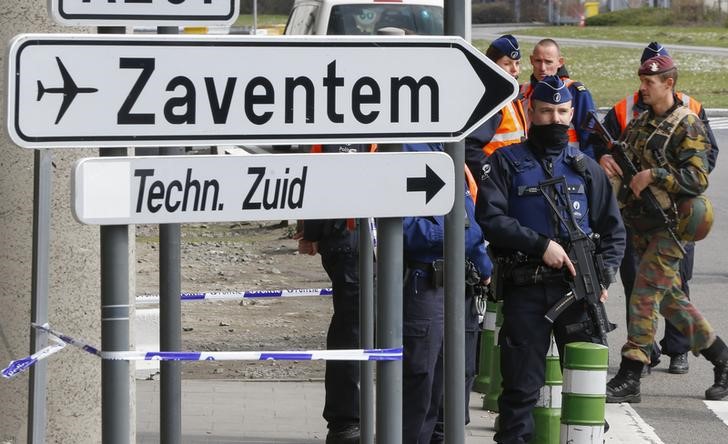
left=49, top=0, right=239, bottom=26
left=72, top=153, right=455, bottom=225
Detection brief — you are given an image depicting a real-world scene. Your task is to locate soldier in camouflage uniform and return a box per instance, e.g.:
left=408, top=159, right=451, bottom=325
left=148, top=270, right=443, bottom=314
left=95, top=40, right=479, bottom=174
left=606, top=55, right=728, bottom=403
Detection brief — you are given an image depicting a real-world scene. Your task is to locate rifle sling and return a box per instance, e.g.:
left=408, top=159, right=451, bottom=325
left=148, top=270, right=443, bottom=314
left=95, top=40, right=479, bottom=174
left=644, top=106, right=693, bottom=170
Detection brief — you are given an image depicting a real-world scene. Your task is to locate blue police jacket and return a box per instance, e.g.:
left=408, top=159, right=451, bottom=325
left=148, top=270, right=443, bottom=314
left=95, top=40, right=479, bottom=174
left=402, top=143, right=493, bottom=279
left=475, top=140, right=625, bottom=270
left=501, top=144, right=591, bottom=241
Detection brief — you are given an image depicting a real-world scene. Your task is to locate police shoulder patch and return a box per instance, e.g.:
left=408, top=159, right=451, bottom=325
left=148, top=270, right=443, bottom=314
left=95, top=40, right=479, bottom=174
left=480, top=162, right=492, bottom=182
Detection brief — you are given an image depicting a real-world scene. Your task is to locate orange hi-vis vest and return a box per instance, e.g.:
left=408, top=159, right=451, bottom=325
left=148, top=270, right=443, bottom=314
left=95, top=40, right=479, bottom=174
left=613, top=91, right=702, bottom=132
left=483, top=99, right=527, bottom=156
left=520, top=79, right=580, bottom=149
left=465, top=165, right=478, bottom=203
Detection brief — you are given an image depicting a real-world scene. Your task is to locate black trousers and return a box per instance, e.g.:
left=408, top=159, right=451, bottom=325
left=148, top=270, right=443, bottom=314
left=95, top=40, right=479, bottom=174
left=494, top=282, right=598, bottom=444
left=320, top=249, right=361, bottom=428
left=430, top=289, right=480, bottom=443
left=621, top=228, right=692, bottom=358
left=403, top=269, right=445, bottom=444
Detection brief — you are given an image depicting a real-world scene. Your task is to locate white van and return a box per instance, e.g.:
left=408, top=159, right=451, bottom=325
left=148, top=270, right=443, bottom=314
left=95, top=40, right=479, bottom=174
left=284, top=0, right=444, bottom=36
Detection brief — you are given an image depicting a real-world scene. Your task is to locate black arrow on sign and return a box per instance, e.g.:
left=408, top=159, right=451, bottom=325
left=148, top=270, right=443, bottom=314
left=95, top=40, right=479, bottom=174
left=407, top=165, right=445, bottom=204
left=457, top=46, right=518, bottom=137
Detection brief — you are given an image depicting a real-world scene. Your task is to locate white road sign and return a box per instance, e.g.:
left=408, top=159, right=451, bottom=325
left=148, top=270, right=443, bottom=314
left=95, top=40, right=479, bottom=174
left=7, top=34, right=518, bottom=149
left=72, top=152, right=455, bottom=224
left=49, top=0, right=239, bottom=26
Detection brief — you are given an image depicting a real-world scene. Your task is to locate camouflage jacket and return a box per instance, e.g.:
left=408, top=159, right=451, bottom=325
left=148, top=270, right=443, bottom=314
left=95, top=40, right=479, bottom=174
left=620, top=103, right=710, bottom=224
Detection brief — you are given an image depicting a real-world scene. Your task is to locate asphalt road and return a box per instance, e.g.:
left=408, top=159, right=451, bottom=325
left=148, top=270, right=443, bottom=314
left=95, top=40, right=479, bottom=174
left=601, top=126, right=728, bottom=443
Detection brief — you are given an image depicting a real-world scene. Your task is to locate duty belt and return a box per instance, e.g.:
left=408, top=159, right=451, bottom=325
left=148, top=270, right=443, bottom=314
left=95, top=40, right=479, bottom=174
left=406, top=259, right=445, bottom=288
left=508, top=262, right=566, bottom=287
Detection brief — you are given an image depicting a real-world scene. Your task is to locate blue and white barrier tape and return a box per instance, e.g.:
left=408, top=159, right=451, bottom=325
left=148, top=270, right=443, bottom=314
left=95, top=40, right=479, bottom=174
left=104, top=348, right=402, bottom=362
left=32, top=323, right=101, bottom=357
left=2, top=323, right=402, bottom=379
left=2, top=338, right=66, bottom=379
left=136, top=287, right=333, bottom=304
left=369, top=217, right=378, bottom=250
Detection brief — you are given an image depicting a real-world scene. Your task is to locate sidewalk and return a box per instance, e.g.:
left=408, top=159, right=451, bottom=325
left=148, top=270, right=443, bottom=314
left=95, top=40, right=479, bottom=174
left=136, top=379, right=498, bottom=443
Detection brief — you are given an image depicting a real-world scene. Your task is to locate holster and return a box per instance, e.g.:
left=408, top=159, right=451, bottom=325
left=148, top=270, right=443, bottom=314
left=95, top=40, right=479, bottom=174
left=431, top=259, right=445, bottom=288
left=490, top=261, right=505, bottom=301
left=406, top=259, right=445, bottom=288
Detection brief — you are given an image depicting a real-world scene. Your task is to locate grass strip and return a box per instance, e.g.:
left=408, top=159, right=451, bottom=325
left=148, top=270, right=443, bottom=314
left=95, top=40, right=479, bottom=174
left=472, top=40, right=728, bottom=108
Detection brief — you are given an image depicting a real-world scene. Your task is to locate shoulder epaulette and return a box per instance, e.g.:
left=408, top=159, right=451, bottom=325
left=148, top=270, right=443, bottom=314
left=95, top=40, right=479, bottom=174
left=572, top=82, right=587, bottom=92
left=564, top=145, right=582, bottom=160
left=499, top=143, right=533, bottom=172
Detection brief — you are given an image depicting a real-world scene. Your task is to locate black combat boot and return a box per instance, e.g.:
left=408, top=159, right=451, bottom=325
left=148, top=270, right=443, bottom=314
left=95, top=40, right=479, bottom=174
left=326, top=423, right=360, bottom=444
left=701, top=336, right=728, bottom=401
left=606, top=358, right=643, bottom=403
left=668, top=353, right=689, bottom=374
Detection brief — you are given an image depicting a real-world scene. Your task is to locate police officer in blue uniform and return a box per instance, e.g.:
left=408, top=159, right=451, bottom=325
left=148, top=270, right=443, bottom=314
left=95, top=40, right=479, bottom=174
left=475, top=77, right=625, bottom=444
left=465, top=34, right=527, bottom=178
left=298, top=144, right=373, bottom=444
left=401, top=143, right=493, bottom=443
left=521, top=39, right=598, bottom=159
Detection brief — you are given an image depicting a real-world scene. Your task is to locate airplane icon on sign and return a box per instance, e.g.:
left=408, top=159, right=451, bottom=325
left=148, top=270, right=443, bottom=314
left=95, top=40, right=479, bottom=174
left=37, top=57, right=98, bottom=124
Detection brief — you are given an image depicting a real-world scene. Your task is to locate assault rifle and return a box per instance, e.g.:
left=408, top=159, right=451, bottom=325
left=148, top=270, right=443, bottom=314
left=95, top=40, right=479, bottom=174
left=538, top=177, right=616, bottom=345
left=582, top=111, right=685, bottom=254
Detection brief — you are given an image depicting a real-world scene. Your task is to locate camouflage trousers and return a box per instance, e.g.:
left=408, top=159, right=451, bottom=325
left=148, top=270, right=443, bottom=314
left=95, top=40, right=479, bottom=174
left=622, top=229, right=715, bottom=364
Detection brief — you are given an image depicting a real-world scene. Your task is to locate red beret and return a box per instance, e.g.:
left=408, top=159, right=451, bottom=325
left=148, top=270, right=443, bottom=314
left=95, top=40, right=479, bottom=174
left=638, top=55, right=675, bottom=76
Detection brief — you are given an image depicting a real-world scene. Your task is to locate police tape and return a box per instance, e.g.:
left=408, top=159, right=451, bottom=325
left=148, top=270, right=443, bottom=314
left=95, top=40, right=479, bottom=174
left=2, top=323, right=402, bottom=379
left=1, top=338, right=66, bottom=379
left=369, top=217, right=378, bottom=250
left=135, top=287, right=333, bottom=304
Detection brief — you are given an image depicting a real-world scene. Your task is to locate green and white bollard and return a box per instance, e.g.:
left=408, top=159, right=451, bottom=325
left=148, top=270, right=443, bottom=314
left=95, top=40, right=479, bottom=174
left=561, top=342, right=608, bottom=443
left=474, top=300, right=498, bottom=393
left=533, top=335, right=563, bottom=444
left=483, top=301, right=503, bottom=412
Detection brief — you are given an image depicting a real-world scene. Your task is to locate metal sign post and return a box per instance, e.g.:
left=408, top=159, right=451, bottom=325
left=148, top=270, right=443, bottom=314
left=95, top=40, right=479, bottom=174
left=444, top=1, right=468, bottom=442
left=359, top=218, right=375, bottom=444
left=94, top=23, right=130, bottom=444
left=375, top=216, right=403, bottom=444
left=7, top=34, right=518, bottom=149
left=159, top=165, right=183, bottom=444
left=96, top=25, right=130, bottom=444
left=157, top=22, right=183, bottom=444
left=27, top=149, right=53, bottom=444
